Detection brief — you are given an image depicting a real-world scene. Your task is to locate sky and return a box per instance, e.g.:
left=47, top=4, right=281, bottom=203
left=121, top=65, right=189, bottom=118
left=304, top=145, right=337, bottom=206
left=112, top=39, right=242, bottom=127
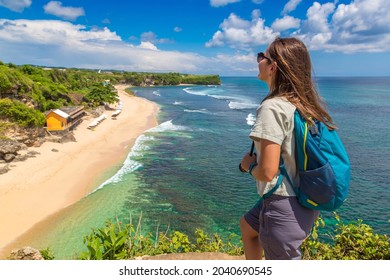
left=0, top=0, right=389, bottom=76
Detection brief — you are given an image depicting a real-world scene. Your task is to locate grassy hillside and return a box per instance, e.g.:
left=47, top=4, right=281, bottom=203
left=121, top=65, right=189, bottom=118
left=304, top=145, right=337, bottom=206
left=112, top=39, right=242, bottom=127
left=0, top=61, right=220, bottom=136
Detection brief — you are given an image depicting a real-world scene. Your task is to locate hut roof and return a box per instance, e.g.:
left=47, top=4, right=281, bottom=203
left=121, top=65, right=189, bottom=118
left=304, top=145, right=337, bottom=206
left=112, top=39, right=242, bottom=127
left=52, top=109, right=69, bottom=119
left=59, top=106, right=84, bottom=116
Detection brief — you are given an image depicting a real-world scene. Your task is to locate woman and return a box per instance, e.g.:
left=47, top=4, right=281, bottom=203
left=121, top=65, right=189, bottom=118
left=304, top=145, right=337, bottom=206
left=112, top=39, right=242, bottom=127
left=240, top=37, right=335, bottom=260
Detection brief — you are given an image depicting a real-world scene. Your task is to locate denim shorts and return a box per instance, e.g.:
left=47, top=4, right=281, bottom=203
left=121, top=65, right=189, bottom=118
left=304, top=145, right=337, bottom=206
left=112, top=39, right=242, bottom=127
left=244, top=195, right=319, bottom=260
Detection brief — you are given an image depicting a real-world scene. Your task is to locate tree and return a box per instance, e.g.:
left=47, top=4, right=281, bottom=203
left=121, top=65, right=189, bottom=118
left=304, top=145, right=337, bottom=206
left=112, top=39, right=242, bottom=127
left=84, top=82, right=118, bottom=107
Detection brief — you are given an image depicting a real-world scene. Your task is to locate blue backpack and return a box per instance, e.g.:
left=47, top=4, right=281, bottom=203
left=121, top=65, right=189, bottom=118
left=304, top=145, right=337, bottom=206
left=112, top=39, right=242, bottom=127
left=264, top=110, right=350, bottom=211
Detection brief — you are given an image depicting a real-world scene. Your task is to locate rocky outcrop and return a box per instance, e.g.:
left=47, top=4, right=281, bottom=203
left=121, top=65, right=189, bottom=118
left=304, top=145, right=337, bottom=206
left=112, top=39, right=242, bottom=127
left=45, top=133, right=76, bottom=144
left=0, top=139, right=23, bottom=162
left=0, top=122, right=78, bottom=174
left=0, top=139, right=41, bottom=174
left=8, top=247, right=43, bottom=260
left=9, top=126, right=46, bottom=147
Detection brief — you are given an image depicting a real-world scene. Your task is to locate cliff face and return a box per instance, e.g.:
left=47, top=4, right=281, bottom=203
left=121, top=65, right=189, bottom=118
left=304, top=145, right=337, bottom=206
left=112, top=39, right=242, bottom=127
left=3, top=125, right=46, bottom=146
left=0, top=126, right=46, bottom=174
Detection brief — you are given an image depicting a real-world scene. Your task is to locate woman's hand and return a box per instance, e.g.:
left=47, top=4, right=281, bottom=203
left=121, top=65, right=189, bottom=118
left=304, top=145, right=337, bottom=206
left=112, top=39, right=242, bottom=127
left=241, top=139, right=281, bottom=181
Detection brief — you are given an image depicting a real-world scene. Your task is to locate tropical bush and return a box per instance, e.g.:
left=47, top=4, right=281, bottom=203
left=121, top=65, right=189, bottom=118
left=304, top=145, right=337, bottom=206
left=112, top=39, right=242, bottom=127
left=84, top=82, right=118, bottom=108
left=79, top=216, right=243, bottom=260
left=181, top=74, right=221, bottom=85
left=301, top=214, right=390, bottom=260
left=40, top=248, right=55, bottom=260
left=0, top=98, right=45, bottom=127
left=0, top=70, right=13, bottom=93
left=76, top=214, right=389, bottom=260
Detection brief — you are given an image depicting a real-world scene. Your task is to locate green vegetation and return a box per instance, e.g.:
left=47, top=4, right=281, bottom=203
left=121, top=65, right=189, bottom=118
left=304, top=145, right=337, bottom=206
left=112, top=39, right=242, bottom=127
left=39, top=248, right=55, bottom=260
left=84, top=82, right=118, bottom=108
left=79, top=217, right=242, bottom=260
left=301, top=214, right=390, bottom=260
left=0, top=61, right=220, bottom=135
left=69, top=214, right=390, bottom=260
left=0, top=99, right=45, bottom=127
left=181, top=74, right=221, bottom=85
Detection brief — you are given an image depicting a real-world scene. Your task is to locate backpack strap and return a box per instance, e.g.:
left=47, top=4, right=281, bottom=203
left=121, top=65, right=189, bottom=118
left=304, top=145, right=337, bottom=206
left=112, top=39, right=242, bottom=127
left=279, top=157, right=300, bottom=195
left=259, top=156, right=287, bottom=200
left=259, top=157, right=301, bottom=201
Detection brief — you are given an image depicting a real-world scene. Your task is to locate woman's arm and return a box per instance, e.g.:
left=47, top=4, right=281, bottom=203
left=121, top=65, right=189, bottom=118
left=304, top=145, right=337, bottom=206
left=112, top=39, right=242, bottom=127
left=241, top=139, right=280, bottom=182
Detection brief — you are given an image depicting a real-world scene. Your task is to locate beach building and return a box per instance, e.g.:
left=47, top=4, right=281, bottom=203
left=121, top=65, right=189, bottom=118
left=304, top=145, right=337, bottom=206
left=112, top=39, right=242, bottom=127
left=46, top=106, right=85, bottom=131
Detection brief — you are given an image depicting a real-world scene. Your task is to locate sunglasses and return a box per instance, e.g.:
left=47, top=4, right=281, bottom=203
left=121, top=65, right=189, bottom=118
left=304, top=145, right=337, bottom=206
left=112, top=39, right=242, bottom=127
left=257, top=52, right=272, bottom=63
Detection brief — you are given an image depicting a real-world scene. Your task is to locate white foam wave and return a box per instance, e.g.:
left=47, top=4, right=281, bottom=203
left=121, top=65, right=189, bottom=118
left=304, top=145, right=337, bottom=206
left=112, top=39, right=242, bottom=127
left=89, top=134, right=153, bottom=194
left=209, top=94, right=235, bottom=101
left=183, top=87, right=208, bottom=96
left=228, top=101, right=258, bottom=110
left=152, top=90, right=161, bottom=96
left=246, top=113, right=256, bottom=126
left=173, top=101, right=183, bottom=105
left=147, top=120, right=189, bottom=133
left=184, top=108, right=215, bottom=115
left=182, top=86, right=257, bottom=111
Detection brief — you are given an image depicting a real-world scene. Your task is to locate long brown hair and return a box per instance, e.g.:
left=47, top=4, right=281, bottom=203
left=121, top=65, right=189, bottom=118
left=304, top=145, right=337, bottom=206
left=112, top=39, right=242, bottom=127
left=263, top=37, right=336, bottom=129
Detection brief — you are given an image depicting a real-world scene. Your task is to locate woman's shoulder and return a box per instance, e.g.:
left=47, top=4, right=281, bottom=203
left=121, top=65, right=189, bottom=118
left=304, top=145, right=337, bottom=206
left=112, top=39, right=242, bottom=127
left=260, top=97, right=296, bottom=114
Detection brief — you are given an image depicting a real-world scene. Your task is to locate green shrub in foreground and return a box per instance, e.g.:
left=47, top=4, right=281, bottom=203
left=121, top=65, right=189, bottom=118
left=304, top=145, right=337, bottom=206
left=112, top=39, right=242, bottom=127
left=301, top=214, right=390, bottom=260
left=78, top=218, right=243, bottom=260
left=72, top=214, right=390, bottom=260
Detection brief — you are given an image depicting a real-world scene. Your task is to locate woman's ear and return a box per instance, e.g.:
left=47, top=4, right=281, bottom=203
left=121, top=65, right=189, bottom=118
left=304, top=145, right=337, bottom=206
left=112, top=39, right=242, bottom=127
left=270, top=61, right=278, bottom=73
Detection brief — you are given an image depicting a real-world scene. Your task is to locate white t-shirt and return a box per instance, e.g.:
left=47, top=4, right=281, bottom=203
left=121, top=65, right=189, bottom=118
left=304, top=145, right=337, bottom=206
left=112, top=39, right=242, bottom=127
left=249, top=97, right=297, bottom=197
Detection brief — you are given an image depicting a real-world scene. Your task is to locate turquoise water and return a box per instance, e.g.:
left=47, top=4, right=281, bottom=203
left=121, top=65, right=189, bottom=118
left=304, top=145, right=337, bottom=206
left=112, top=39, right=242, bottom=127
left=25, top=77, right=390, bottom=259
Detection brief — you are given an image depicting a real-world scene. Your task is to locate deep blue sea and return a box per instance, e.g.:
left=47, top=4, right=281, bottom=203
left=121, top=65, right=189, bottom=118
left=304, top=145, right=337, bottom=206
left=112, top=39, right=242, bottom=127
left=25, top=77, right=390, bottom=259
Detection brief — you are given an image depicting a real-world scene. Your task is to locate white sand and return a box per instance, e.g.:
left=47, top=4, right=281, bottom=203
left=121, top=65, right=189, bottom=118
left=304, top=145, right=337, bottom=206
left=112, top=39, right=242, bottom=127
left=0, top=85, right=159, bottom=254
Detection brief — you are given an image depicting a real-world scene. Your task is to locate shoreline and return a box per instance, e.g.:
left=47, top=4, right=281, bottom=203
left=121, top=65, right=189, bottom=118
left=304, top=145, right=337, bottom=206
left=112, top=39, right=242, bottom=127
left=0, top=85, right=159, bottom=258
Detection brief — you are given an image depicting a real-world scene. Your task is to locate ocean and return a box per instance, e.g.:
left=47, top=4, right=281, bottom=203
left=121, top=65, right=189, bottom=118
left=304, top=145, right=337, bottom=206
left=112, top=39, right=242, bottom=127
left=21, top=77, right=390, bottom=259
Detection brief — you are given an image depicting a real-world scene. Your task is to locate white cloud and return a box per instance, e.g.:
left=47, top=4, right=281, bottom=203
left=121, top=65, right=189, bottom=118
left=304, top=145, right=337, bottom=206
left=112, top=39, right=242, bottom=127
left=174, top=26, right=182, bottom=32
left=206, top=10, right=279, bottom=49
left=0, top=19, right=220, bottom=74
left=43, top=1, right=85, bottom=21
left=210, top=0, right=241, bottom=8
left=271, top=15, right=300, bottom=31
left=139, top=41, right=158, bottom=51
left=207, top=0, right=390, bottom=55
left=0, top=19, right=120, bottom=45
left=282, top=0, right=302, bottom=15
left=215, top=52, right=258, bottom=73
left=1, top=1, right=390, bottom=76
left=140, top=31, right=158, bottom=43
left=332, top=0, right=390, bottom=41
left=305, top=2, right=335, bottom=34
left=140, top=31, right=172, bottom=44
left=0, top=0, right=31, bottom=12
left=294, top=0, right=390, bottom=53
left=252, top=0, right=264, bottom=4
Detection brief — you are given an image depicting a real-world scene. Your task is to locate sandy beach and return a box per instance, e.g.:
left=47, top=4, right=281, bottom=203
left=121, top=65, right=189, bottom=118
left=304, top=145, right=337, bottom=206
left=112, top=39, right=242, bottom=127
left=0, top=85, right=159, bottom=257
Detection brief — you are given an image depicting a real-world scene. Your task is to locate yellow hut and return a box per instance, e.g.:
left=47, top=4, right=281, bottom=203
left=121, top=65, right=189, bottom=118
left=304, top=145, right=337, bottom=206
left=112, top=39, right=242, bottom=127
left=46, top=106, right=84, bottom=131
